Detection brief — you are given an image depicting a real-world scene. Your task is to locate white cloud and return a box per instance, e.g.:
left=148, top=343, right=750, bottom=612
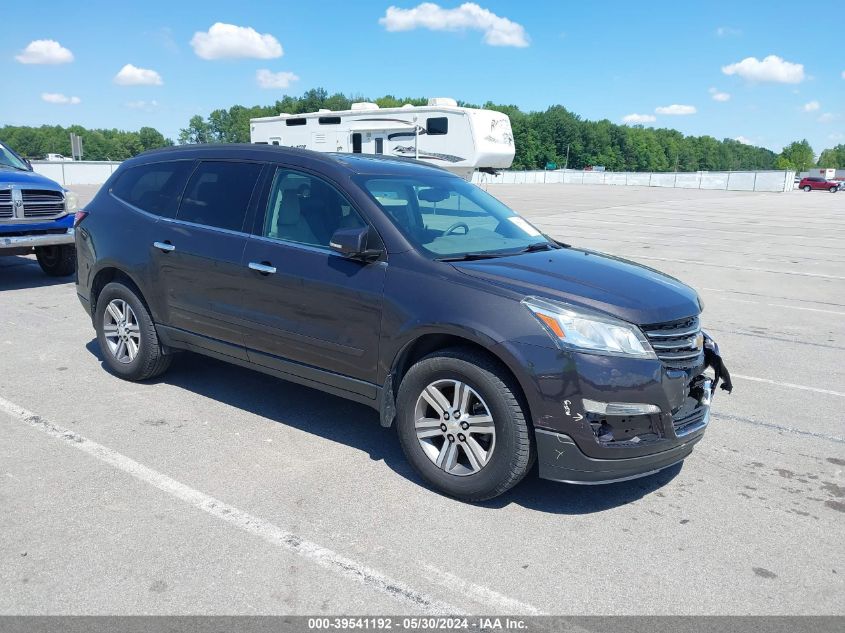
left=125, top=99, right=159, bottom=110
left=622, top=113, right=656, bottom=124
left=256, top=69, right=300, bottom=89
left=15, top=39, right=74, bottom=64
left=41, top=92, right=80, bottom=105
left=709, top=87, right=730, bottom=102
left=379, top=2, right=529, bottom=47
left=721, top=55, right=805, bottom=84
left=715, top=26, right=741, bottom=37
left=191, top=23, right=283, bottom=60
left=114, top=64, right=163, bottom=86
left=801, top=100, right=820, bottom=112
left=734, top=136, right=753, bottom=145
left=818, top=113, right=839, bottom=124
left=655, top=104, right=697, bottom=115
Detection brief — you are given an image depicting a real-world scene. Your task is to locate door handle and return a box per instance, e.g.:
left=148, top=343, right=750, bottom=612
left=153, top=241, right=175, bottom=252
left=248, top=261, right=277, bottom=275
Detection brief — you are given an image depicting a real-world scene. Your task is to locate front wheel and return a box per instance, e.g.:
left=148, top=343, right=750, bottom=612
left=830, top=186, right=838, bottom=193
left=35, top=244, right=76, bottom=277
left=395, top=349, right=533, bottom=501
left=803, top=185, right=812, bottom=192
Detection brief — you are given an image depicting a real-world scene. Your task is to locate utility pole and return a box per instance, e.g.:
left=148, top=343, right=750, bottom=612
left=564, top=144, right=570, bottom=170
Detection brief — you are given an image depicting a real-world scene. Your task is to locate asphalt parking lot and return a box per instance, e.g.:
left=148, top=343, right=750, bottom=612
left=1, top=183, right=843, bottom=615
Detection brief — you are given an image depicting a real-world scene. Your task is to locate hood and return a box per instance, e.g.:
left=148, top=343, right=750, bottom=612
left=452, top=247, right=701, bottom=325
left=0, top=168, right=63, bottom=190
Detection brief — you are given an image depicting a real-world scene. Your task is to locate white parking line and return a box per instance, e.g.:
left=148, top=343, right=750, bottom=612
left=629, top=255, right=845, bottom=280
left=732, top=374, right=845, bottom=398
left=707, top=296, right=845, bottom=316
left=0, top=395, right=544, bottom=616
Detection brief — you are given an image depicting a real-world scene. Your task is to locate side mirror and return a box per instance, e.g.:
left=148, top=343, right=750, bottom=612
left=329, top=226, right=382, bottom=261
left=25, top=159, right=33, bottom=171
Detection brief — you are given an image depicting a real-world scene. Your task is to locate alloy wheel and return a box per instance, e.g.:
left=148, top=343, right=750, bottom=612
left=414, top=379, right=496, bottom=476
left=103, top=299, right=141, bottom=364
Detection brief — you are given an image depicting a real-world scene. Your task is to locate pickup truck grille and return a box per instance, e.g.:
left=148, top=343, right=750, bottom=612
left=642, top=315, right=704, bottom=371
left=0, top=190, right=12, bottom=219
left=22, top=189, right=65, bottom=219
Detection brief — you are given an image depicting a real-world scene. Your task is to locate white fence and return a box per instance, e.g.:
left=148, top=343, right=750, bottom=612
left=30, top=161, right=121, bottom=187
left=472, top=169, right=796, bottom=192
left=29, top=160, right=796, bottom=194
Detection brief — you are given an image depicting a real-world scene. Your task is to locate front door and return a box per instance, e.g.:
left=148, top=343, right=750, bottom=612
left=238, top=166, right=386, bottom=396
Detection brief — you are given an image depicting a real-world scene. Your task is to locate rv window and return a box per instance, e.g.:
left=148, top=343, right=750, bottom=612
left=426, top=117, right=448, bottom=135
left=319, top=116, right=342, bottom=125
left=352, top=133, right=362, bottom=154
left=285, top=118, right=307, bottom=126
left=375, top=138, right=384, bottom=154
left=254, top=141, right=269, bottom=145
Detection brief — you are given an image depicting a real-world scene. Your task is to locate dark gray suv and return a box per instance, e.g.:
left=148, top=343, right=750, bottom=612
left=74, top=144, right=731, bottom=501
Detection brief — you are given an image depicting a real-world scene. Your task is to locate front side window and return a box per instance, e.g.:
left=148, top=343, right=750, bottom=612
left=111, top=160, right=194, bottom=218
left=359, top=175, right=549, bottom=259
left=262, top=168, right=366, bottom=248
left=176, top=161, right=262, bottom=232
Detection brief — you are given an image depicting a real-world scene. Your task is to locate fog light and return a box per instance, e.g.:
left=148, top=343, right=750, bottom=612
left=581, top=399, right=661, bottom=415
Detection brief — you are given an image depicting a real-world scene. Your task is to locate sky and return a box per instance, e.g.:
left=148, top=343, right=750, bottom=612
left=1, top=0, right=842, bottom=154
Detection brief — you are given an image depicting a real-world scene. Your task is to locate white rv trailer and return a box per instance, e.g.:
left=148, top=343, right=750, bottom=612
left=249, top=97, right=515, bottom=179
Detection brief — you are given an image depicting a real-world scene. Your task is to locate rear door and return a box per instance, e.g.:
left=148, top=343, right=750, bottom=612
left=238, top=166, right=386, bottom=395
left=152, top=160, right=265, bottom=359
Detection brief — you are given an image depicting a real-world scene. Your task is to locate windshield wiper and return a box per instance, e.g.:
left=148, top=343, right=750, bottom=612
left=436, top=252, right=511, bottom=262
left=519, top=241, right=561, bottom=253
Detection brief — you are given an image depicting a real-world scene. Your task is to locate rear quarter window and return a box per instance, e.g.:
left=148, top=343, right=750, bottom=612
left=110, top=161, right=194, bottom=218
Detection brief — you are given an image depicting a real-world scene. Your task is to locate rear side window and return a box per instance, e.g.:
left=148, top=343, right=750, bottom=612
left=176, top=161, right=262, bottom=232
left=110, top=161, right=194, bottom=218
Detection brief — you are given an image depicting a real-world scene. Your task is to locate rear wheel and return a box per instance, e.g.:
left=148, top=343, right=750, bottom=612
left=94, top=281, right=171, bottom=381
left=803, top=185, right=812, bottom=192
left=395, top=348, right=533, bottom=501
left=35, top=244, right=76, bottom=277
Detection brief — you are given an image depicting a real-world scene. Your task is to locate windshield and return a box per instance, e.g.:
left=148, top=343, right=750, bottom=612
left=357, top=174, right=550, bottom=259
left=0, top=143, right=29, bottom=171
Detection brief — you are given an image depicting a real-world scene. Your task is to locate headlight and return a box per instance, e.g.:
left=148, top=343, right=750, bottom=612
left=64, top=191, right=78, bottom=214
left=522, top=296, right=656, bottom=359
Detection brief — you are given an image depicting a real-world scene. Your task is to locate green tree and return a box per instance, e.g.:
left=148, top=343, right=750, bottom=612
left=817, top=144, right=845, bottom=168
left=778, top=140, right=815, bottom=171
left=178, top=115, right=211, bottom=145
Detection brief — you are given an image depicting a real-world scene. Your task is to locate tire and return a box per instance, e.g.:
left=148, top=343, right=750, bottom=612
left=35, top=244, right=76, bottom=277
left=830, top=186, right=838, bottom=193
left=94, top=281, right=171, bottom=381
left=395, top=348, right=533, bottom=501
left=803, top=185, right=812, bottom=192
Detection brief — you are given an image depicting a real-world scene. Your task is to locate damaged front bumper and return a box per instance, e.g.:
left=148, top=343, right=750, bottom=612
left=494, top=330, right=732, bottom=485
left=536, top=377, right=712, bottom=484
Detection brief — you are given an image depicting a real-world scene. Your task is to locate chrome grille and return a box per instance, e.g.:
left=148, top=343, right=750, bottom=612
left=642, top=315, right=704, bottom=370
left=22, top=189, right=65, bottom=219
left=0, top=190, right=12, bottom=219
